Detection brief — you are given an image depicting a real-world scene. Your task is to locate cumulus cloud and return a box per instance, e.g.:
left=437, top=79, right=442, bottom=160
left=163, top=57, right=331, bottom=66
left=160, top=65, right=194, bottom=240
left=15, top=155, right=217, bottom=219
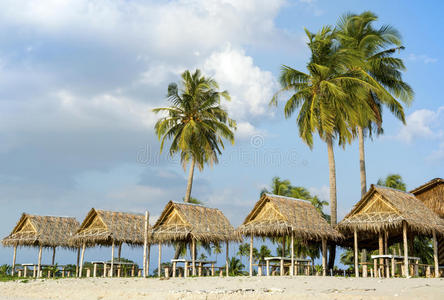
left=395, top=107, right=444, bottom=143
left=407, top=53, right=438, bottom=64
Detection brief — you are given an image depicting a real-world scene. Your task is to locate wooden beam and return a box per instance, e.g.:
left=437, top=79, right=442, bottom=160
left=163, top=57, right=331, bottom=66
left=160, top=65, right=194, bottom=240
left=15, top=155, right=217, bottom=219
left=118, top=243, right=122, bottom=261
left=79, top=243, right=86, bottom=277
left=403, top=221, right=409, bottom=278
left=110, top=239, right=115, bottom=277
left=433, top=229, right=439, bottom=278
left=321, top=238, right=327, bottom=276
left=147, top=244, right=151, bottom=276
left=225, top=241, right=229, bottom=277
left=158, top=243, right=162, bottom=277
left=12, top=245, right=17, bottom=276
left=143, top=211, right=148, bottom=277
left=52, top=247, right=56, bottom=266
left=37, top=245, right=42, bottom=278
left=249, top=234, right=253, bottom=276
left=354, top=229, right=359, bottom=277
left=290, top=231, right=294, bottom=276
left=378, top=231, right=384, bottom=277
left=192, top=239, right=196, bottom=276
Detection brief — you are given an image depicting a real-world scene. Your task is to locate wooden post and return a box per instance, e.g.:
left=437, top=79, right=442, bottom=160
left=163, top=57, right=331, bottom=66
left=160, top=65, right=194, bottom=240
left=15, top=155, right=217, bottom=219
left=211, top=263, right=215, bottom=276
left=184, top=261, right=188, bottom=278
left=280, top=258, right=284, bottom=276
left=146, top=244, right=151, bottom=276
left=403, top=221, right=409, bottom=278
left=172, top=261, right=176, bottom=278
left=198, top=263, right=202, bottom=276
left=249, top=235, right=253, bottom=276
left=384, top=231, right=389, bottom=278
left=110, top=239, right=115, bottom=277
left=164, top=267, right=169, bottom=278
left=282, top=236, right=285, bottom=257
left=79, top=242, right=86, bottom=277
left=225, top=241, right=229, bottom=277
left=24, top=265, right=28, bottom=277
left=52, top=247, right=56, bottom=266
left=12, top=245, right=17, bottom=276
left=158, top=243, right=162, bottom=277
left=86, top=268, right=90, bottom=278
left=143, top=211, right=148, bottom=277
left=433, top=229, right=439, bottom=278
left=33, top=265, right=36, bottom=278
left=321, top=238, right=327, bottom=276
left=37, top=245, right=43, bottom=278
left=378, top=231, right=384, bottom=277
left=103, top=263, right=107, bottom=278
left=93, top=263, right=97, bottom=278
left=290, top=231, right=294, bottom=276
left=391, top=257, right=395, bottom=277
left=192, top=239, right=196, bottom=276
left=266, top=260, right=270, bottom=276
left=76, top=247, right=80, bottom=277
left=118, top=243, right=122, bottom=261
left=258, top=265, right=262, bottom=276
left=354, top=229, right=359, bottom=277
left=362, top=249, right=367, bottom=278
left=374, top=257, right=378, bottom=277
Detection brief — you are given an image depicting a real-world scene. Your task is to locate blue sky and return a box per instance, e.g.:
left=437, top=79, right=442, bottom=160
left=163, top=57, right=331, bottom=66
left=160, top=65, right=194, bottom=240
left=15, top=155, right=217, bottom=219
left=0, top=0, right=442, bottom=270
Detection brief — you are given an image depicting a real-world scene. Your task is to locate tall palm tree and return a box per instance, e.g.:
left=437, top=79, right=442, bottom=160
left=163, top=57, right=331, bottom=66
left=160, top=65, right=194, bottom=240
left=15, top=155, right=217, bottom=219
left=260, top=176, right=292, bottom=196
left=272, top=27, right=377, bottom=268
left=153, top=69, right=236, bottom=202
left=377, top=174, right=407, bottom=191
left=336, top=11, right=413, bottom=197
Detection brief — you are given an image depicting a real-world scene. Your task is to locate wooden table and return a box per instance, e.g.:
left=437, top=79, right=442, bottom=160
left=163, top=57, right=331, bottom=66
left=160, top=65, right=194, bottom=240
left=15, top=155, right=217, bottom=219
left=170, top=259, right=216, bottom=277
left=264, top=257, right=312, bottom=276
left=370, top=255, right=420, bottom=277
left=90, top=261, right=137, bottom=277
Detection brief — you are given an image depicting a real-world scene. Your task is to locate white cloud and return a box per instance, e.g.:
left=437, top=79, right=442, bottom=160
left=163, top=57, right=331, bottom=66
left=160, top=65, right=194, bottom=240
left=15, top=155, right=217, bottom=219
left=395, top=107, right=444, bottom=143
left=428, top=142, right=444, bottom=161
left=408, top=53, right=438, bottom=64
left=309, top=185, right=329, bottom=201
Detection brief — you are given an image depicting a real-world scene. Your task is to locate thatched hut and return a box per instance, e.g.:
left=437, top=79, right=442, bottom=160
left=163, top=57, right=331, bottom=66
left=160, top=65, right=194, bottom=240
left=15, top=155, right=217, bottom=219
left=338, top=185, right=444, bottom=277
left=71, top=208, right=146, bottom=277
left=151, top=201, right=240, bottom=276
left=411, top=178, right=444, bottom=265
left=1, top=213, right=79, bottom=277
left=238, top=194, right=341, bottom=276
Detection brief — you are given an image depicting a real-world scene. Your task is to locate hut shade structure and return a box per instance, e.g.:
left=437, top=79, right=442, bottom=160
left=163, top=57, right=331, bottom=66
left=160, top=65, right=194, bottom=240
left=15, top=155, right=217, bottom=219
left=410, top=178, right=444, bottom=266
left=238, top=194, right=340, bottom=241
left=152, top=201, right=240, bottom=243
left=2, top=214, right=79, bottom=248
left=238, top=194, right=341, bottom=276
left=72, top=208, right=145, bottom=246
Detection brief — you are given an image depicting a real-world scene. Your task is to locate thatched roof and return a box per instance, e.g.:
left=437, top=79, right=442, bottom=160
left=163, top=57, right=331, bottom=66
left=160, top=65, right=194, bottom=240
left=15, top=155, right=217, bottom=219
left=338, top=185, right=444, bottom=236
left=71, top=208, right=145, bottom=246
left=237, top=194, right=341, bottom=241
left=410, top=178, right=444, bottom=218
left=2, top=213, right=79, bottom=248
left=151, top=201, right=240, bottom=243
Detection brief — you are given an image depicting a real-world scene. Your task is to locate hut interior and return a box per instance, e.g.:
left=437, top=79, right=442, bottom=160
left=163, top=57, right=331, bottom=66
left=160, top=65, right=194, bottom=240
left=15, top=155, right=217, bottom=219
left=411, top=178, right=444, bottom=265
left=238, top=193, right=341, bottom=276
left=338, top=185, right=444, bottom=278
left=1, top=213, right=79, bottom=277
left=71, top=208, right=146, bottom=278
left=152, top=201, right=240, bottom=277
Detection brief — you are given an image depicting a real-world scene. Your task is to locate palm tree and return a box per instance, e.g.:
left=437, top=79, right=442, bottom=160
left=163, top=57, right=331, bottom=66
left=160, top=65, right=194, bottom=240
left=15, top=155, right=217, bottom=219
left=377, top=174, right=407, bottom=191
left=272, top=27, right=376, bottom=268
left=212, top=242, right=222, bottom=262
left=228, top=257, right=245, bottom=276
left=336, top=12, right=413, bottom=197
left=153, top=69, right=236, bottom=203
left=254, top=245, right=271, bottom=266
left=260, top=176, right=291, bottom=197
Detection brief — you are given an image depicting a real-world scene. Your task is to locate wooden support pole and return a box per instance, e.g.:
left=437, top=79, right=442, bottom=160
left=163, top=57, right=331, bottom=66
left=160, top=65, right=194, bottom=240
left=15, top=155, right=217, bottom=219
left=290, top=231, right=294, bottom=276
left=321, top=238, right=327, bottom=276
left=192, top=239, right=196, bottom=276
left=143, top=211, right=148, bottom=277
left=118, top=243, right=122, bottom=261
left=93, top=263, right=97, bottom=278
left=379, top=231, right=384, bottom=277
left=158, top=243, right=162, bottom=277
left=282, top=236, right=285, bottom=257
left=52, top=247, right=56, bottom=266
left=249, top=235, right=253, bottom=276
left=12, top=245, right=17, bottom=276
left=79, top=242, right=86, bottom=277
left=403, top=222, right=409, bottom=278
left=391, top=257, right=395, bottom=277
left=103, top=263, right=107, bottom=278
left=37, top=245, right=43, bottom=278
left=384, top=231, right=389, bottom=278
left=433, top=229, right=439, bottom=278
left=147, top=244, right=151, bottom=276
left=361, top=249, right=367, bottom=278
left=76, top=247, right=80, bottom=277
left=354, top=229, right=359, bottom=277
left=225, top=241, right=229, bottom=277
left=110, top=240, right=115, bottom=277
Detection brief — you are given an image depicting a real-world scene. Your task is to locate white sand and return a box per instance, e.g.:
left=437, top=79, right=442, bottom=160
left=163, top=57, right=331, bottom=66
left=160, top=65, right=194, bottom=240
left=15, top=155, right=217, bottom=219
left=0, top=276, right=443, bottom=300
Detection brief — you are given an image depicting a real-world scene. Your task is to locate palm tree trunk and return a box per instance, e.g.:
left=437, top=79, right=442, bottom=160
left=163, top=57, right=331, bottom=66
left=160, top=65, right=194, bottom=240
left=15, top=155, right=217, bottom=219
left=326, top=136, right=337, bottom=270
left=358, top=126, right=367, bottom=197
left=184, top=158, right=196, bottom=203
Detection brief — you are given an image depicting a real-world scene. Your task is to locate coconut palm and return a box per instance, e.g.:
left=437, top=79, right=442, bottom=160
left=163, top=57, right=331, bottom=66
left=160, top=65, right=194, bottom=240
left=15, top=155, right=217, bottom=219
left=153, top=69, right=236, bottom=203
left=260, top=176, right=291, bottom=197
left=336, top=11, right=413, bottom=197
left=272, top=27, right=377, bottom=268
left=377, top=174, right=407, bottom=191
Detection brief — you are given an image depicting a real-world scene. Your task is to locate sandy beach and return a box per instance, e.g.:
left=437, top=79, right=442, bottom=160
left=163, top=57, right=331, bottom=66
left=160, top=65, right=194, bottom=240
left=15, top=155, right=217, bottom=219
left=0, top=276, right=443, bottom=300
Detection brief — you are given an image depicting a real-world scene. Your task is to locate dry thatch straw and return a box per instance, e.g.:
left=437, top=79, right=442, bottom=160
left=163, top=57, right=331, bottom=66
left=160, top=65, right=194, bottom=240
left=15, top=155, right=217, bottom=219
left=151, top=201, right=241, bottom=244
left=238, top=194, right=341, bottom=241
left=338, top=185, right=444, bottom=237
left=2, top=213, right=79, bottom=248
left=410, top=178, right=444, bottom=218
left=71, top=208, right=146, bottom=247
